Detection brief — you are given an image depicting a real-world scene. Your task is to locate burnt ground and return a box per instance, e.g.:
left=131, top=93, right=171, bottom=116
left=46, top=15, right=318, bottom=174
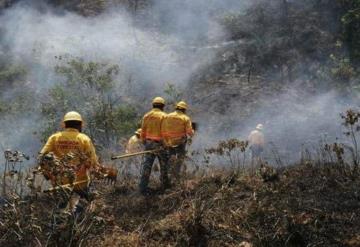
left=1, top=163, right=360, bottom=246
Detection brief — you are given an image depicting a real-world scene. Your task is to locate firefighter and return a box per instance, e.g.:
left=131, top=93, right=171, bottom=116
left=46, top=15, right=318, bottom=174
left=248, top=124, right=265, bottom=166
left=161, top=101, right=194, bottom=180
left=126, top=129, right=143, bottom=154
left=123, top=128, right=143, bottom=176
left=139, top=97, right=168, bottom=195
left=39, top=111, right=100, bottom=211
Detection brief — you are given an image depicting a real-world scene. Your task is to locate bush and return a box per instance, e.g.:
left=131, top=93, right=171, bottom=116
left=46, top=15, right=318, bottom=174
left=41, top=58, right=140, bottom=150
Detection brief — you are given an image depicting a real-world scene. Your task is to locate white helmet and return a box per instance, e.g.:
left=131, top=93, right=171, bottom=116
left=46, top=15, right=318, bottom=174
left=256, top=124, right=264, bottom=131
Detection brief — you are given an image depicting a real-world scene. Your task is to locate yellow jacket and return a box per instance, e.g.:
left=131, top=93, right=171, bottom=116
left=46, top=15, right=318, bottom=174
left=126, top=135, right=143, bottom=153
left=248, top=130, right=265, bottom=146
left=161, top=110, right=194, bottom=147
left=40, top=128, right=99, bottom=190
left=141, top=108, right=167, bottom=141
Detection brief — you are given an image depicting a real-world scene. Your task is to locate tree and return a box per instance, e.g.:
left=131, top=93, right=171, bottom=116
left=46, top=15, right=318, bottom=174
left=41, top=58, right=139, bottom=151
left=338, top=0, right=360, bottom=64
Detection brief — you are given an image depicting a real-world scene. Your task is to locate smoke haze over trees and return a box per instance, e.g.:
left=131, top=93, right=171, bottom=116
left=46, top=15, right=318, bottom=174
left=2, top=1, right=360, bottom=246
left=0, top=0, right=359, bottom=163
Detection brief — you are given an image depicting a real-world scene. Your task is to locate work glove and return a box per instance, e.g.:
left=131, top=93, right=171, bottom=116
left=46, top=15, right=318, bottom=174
left=187, top=138, right=193, bottom=146
left=93, top=165, right=118, bottom=185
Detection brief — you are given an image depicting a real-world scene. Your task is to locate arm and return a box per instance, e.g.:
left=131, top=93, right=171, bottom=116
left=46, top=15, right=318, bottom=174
left=125, top=142, right=131, bottom=154
left=160, top=114, right=167, bottom=141
left=38, top=135, right=56, bottom=181
left=248, top=132, right=253, bottom=143
left=88, top=140, right=99, bottom=168
left=39, top=135, right=55, bottom=155
left=85, top=139, right=118, bottom=183
left=140, top=116, right=147, bottom=142
left=125, top=137, right=134, bottom=154
left=186, top=118, right=195, bottom=137
left=82, top=137, right=99, bottom=169
left=260, top=133, right=265, bottom=146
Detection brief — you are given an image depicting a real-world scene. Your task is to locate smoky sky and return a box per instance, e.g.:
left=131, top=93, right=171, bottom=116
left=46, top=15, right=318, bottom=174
left=0, top=0, right=358, bottom=168
left=0, top=0, right=249, bottom=166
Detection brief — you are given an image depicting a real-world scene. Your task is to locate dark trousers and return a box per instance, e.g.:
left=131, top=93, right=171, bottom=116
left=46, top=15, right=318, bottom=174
left=250, top=145, right=264, bottom=158
left=167, top=143, right=186, bottom=180
left=139, top=140, right=169, bottom=192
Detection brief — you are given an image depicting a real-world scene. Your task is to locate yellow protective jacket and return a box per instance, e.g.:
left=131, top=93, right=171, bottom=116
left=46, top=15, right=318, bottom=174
left=40, top=128, right=99, bottom=190
left=126, top=135, right=143, bottom=153
left=141, top=108, right=167, bottom=141
left=248, top=130, right=265, bottom=146
left=161, top=110, right=194, bottom=147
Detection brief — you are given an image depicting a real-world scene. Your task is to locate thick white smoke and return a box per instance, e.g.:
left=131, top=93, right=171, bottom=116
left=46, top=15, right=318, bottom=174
left=0, top=0, right=248, bottom=167
left=0, top=0, right=357, bottom=168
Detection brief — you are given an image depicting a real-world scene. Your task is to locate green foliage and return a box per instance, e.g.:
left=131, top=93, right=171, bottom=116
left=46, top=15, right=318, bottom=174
left=330, top=54, right=356, bottom=82
left=338, top=0, right=360, bottom=63
left=0, top=99, right=8, bottom=114
left=54, top=59, right=119, bottom=92
left=218, top=0, right=336, bottom=83
left=163, top=82, right=183, bottom=109
left=42, top=58, right=139, bottom=149
left=0, top=63, right=27, bottom=91
left=48, top=0, right=106, bottom=16
left=208, top=0, right=360, bottom=92
left=0, top=59, right=34, bottom=115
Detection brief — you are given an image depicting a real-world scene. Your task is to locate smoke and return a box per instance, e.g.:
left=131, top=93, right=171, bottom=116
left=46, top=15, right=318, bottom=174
left=234, top=91, right=353, bottom=163
left=0, top=0, right=357, bottom=168
left=193, top=85, right=357, bottom=164
left=0, top=0, right=249, bottom=91
left=0, top=0, right=249, bottom=167
left=1, top=5, right=192, bottom=91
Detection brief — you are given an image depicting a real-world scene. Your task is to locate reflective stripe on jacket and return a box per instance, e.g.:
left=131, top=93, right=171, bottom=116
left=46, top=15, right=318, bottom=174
left=141, top=108, right=167, bottom=141
left=40, top=128, right=98, bottom=189
left=161, top=110, right=194, bottom=147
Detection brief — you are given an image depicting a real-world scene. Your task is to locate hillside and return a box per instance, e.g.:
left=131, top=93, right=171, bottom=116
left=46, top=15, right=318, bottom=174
left=0, top=1, right=360, bottom=246
left=1, top=163, right=360, bottom=246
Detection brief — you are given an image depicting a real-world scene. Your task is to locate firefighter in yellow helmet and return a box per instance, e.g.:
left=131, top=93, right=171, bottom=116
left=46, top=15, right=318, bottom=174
left=248, top=124, right=265, bottom=166
left=161, top=101, right=194, bottom=180
left=38, top=111, right=100, bottom=211
left=139, top=97, right=169, bottom=195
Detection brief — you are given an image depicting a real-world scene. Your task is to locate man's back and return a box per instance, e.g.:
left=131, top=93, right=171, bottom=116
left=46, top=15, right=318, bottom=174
left=162, top=111, right=193, bottom=147
left=141, top=108, right=167, bottom=141
left=248, top=130, right=265, bottom=146
left=41, top=128, right=97, bottom=164
left=126, top=135, right=142, bottom=153
left=40, top=128, right=98, bottom=188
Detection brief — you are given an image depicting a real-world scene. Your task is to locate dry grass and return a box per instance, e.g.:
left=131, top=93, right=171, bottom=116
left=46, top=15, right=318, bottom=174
left=2, top=161, right=358, bottom=246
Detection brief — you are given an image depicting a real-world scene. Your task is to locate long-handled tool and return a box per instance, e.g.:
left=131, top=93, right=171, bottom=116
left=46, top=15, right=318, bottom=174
left=111, top=149, right=161, bottom=160
left=43, top=179, right=89, bottom=193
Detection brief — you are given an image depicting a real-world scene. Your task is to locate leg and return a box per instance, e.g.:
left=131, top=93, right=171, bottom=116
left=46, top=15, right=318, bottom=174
left=122, top=161, right=131, bottom=178
left=167, top=147, right=177, bottom=181
left=175, top=144, right=186, bottom=178
left=250, top=146, right=255, bottom=170
left=139, top=142, right=156, bottom=193
left=158, top=149, right=170, bottom=189
left=252, top=145, right=262, bottom=169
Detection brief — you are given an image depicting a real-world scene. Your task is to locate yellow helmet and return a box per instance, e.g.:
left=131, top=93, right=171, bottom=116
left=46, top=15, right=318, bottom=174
left=63, top=111, right=83, bottom=123
left=176, top=101, right=188, bottom=110
left=152, top=97, right=165, bottom=105
left=135, top=128, right=142, bottom=135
